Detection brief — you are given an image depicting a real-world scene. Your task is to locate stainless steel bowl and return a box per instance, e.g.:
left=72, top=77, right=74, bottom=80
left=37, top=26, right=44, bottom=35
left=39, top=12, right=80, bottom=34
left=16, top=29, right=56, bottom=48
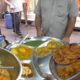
left=0, top=48, right=22, bottom=80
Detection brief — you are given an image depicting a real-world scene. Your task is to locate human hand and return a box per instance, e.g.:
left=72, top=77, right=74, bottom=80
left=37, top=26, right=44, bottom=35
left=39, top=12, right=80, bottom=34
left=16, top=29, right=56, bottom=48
left=63, top=37, right=70, bottom=44
left=37, top=30, right=44, bottom=37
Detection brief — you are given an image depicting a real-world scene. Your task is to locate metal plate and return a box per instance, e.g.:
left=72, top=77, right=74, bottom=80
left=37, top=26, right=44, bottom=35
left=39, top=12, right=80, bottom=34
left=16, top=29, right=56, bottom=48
left=49, top=57, right=61, bottom=80
left=31, top=37, right=63, bottom=80
left=32, top=52, right=54, bottom=80
left=6, top=36, right=52, bottom=50
left=49, top=57, right=80, bottom=80
left=0, top=48, right=22, bottom=80
left=6, top=36, right=63, bottom=80
left=35, top=37, right=63, bottom=59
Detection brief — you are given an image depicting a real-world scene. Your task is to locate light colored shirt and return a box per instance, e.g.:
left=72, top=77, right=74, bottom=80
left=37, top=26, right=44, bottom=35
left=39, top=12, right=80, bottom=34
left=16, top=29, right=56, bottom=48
left=35, top=0, right=78, bottom=39
left=7, top=0, right=23, bottom=13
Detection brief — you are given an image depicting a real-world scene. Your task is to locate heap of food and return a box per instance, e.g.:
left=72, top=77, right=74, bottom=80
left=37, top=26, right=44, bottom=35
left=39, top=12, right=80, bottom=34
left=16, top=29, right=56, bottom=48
left=53, top=45, right=80, bottom=64
left=10, top=45, right=33, bottom=60
left=35, top=39, right=62, bottom=58
left=0, top=69, right=10, bottom=80
left=22, top=63, right=33, bottom=78
left=53, top=45, right=80, bottom=79
left=0, top=61, right=11, bottom=80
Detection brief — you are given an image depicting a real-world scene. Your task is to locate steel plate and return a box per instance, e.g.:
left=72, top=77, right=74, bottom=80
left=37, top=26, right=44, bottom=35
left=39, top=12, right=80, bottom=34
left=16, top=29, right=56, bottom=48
left=49, top=57, right=80, bottom=80
left=6, top=36, right=52, bottom=50
left=32, top=52, right=54, bottom=80
left=35, top=37, right=63, bottom=59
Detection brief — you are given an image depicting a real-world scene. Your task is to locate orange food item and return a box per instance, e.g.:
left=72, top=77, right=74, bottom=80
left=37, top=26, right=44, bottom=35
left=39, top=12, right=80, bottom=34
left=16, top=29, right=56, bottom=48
left=0, top=76, right=9, bottom=80
left=53, top=45, right=80, bottom=64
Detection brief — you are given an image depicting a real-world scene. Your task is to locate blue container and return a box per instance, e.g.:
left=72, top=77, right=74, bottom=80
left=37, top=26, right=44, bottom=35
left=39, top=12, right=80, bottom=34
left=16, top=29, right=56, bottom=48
left=4, top=13, right=13, bottom=29
left=0, top=35, right=4, bottom=41
left=0, top=35, right=5, bottom=47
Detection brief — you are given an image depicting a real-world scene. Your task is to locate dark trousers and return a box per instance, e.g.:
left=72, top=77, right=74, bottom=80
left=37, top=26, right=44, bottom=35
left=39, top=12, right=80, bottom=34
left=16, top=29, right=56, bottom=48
left=11, top=12, right=21, bottom=34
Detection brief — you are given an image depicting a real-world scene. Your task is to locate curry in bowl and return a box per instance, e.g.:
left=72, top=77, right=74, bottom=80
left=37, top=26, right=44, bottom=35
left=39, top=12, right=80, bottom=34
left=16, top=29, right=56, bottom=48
left=0, top=61, right=10, bottom=80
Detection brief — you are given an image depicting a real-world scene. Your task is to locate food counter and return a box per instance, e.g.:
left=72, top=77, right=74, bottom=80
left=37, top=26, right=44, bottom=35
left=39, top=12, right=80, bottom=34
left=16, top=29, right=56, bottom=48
left=1, top=36, right=80, bottom=80
left=6, top=36, right=62, bottom=80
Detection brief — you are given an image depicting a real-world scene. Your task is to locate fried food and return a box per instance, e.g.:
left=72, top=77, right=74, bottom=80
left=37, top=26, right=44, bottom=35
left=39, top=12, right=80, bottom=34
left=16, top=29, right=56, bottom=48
left=36, top=39, right=62, bottom=58
left=22, top=63, right=33, bottom=77
left=57, top=60, right=80, bottom=79
left=52, top=45, right=80, bottom=79
left=10, top=45, right=32, bottom=60
left=53, top=45, right=80, bottom=64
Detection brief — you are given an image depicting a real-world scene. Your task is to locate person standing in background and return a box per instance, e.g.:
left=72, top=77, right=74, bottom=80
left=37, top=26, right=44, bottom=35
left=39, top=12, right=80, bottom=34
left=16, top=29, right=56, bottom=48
left=4, top=0, right=23, bottom=37
left=25, top=0, right=30, bottom=12
left=77, top=0, right=80, bottom=10
left=35, top=0, right=78, bottom=43
left=25, top=0, right=38, bottom=26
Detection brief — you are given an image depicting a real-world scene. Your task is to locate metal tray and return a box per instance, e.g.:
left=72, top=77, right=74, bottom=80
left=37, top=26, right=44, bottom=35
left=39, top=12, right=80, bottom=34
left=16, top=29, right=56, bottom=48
left=6, top=36, right=52, bottom=50
left=35, top=38, right=63, bottom=59
left=6, top=36, right=63, bottom=80
left=32, top=51, right=54, bottom=80
left=49, top=57, right=80, bottom=80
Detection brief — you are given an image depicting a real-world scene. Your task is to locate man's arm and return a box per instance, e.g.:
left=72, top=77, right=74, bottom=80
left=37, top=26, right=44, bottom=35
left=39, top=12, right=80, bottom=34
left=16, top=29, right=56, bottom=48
left=63, top=0, right=78, bottom=43
left=63, top=17, right=76, bottom=43
left=35, top=15, right=43, bottom=37
left=4, top=0, right=14, bottom=9
left=34, top=0, right=43, bottom=37
left=4, top=0, right=11, bottom=6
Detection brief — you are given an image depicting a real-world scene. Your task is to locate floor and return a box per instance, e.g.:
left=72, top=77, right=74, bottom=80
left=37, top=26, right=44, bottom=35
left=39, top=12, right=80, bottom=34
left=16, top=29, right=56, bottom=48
left=0, top=19, right=80, bottom=44
left=0, top=20, right=37, bottom=43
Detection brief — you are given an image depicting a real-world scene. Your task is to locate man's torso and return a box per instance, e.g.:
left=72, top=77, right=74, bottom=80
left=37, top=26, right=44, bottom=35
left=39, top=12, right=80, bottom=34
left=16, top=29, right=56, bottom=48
left=7, top=0, right=23, bottom=13
left=40, top=0, right=70, bottom=38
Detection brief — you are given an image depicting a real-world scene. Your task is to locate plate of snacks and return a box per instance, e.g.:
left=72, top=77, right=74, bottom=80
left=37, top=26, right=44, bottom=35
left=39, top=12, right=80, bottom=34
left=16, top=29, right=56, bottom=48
left=49, top=44, right=80, bottom=80
left=35, top=38, right=63, bottom=59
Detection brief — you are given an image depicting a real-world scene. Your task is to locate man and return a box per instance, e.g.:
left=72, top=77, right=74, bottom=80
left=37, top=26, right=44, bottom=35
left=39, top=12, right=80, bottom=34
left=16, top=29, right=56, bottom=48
left=4, top=0, right=23, bottom=37
left=35, top=0, right=78, bottom=43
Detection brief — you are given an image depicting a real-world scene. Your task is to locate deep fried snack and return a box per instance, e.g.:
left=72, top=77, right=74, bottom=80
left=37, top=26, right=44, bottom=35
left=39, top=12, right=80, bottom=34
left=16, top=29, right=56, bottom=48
left=53, top=45, right=80, bottom=64
left=57, top=60, right=80, bottom=79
